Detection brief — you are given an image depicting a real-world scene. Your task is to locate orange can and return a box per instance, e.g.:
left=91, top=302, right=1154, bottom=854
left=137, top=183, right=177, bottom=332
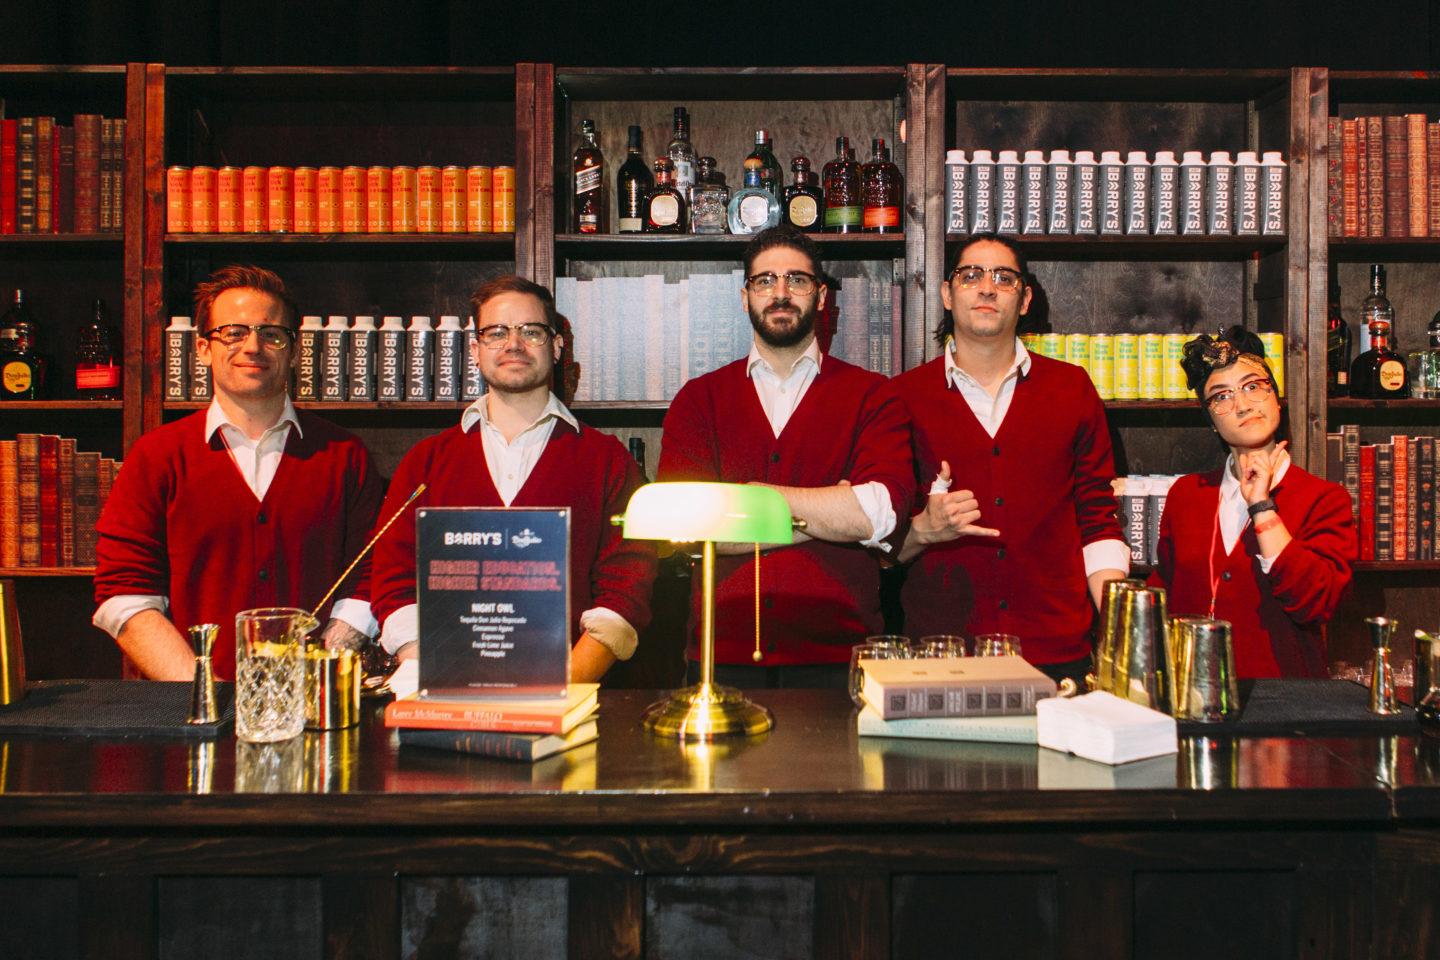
left=390, top=165, right=417, bottom=233
left=189, top=166, right=217, bottom=233
left=166, top=166, right=191, bottom=233
left=466, top=165, right=492, bottom=233
left=441, top=166, right=465, bottom=232
left=366, top=166, right=392, bottom=232
left=242, top=166, right=268, bottom=232
left=492, top=165, right=516, bottom=233
left=416, top=165, right=441, bottom=233
left=340, top=166, right=365, bottom=232
left=216, top=166, right=242, bottom=233
left=316, top=166, right=342, bottom=233
left=267, top=165, right=294, bottom=232
left=292, top=166, right=317, bottom=233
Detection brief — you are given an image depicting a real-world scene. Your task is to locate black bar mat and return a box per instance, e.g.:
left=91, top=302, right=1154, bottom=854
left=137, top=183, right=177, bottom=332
left=1176, top=679, right=1417, bottom=737
left=0, top=680, right=233, bottom=738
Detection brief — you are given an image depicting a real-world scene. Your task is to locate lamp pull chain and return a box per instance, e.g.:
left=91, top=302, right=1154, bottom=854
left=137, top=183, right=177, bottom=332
left=752, top=542, right=763, bottom=662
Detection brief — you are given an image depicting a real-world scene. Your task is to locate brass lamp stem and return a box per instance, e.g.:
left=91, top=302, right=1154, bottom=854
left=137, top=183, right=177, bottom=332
left=699, top=540, right=716, bottom=691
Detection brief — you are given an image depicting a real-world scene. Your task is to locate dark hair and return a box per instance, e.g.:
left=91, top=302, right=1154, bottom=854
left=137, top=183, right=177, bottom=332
left=742, top=224, right=821, bottom=278
left=934, top=233, right=1031, bottom=346
left=193, top=264, right=298, bottom=334
left=469, top=274, right=561, bottom=332
left=1180, top=325, right=1277, bottom=396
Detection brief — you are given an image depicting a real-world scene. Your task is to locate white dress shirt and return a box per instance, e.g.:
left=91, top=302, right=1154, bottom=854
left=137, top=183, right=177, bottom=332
left=746, top=340, right=897, bottom=550
left=378, top=392, right=639, bottom=661
left=1219, top=450, right=1291, bottom=574
left=93, top=398, right=377, bottom=640
left=936, top=338, right=1132, bottom=577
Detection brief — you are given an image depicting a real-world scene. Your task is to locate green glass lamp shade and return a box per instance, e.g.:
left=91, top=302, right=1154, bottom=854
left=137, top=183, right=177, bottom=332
left=616, top=482, right=794, bottom=545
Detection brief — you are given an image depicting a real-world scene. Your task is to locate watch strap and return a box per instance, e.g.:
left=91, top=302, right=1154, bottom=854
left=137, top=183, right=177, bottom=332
left=1247, top=498, right=1278, bottom=518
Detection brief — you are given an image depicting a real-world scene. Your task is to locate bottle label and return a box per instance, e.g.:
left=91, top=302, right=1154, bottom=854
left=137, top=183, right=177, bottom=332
left=739, top=195, right=771, bottom=228
left=788, top=195, right=819, bottom=228
left=1337, top=371, right=1348, bottom=385
left=76, top=364, right=120, bottom=389
left=618, top=217, right=643, bottom=232
left=863, top=205, right=900, bottom=229
left=672, top=160, right=694, bottom=190
left=575, top=163, right=601, bottom=196
left=1379, top=359, right=1406, bottom=391
left=2, top=361, right=31, bottom=394
left=650, top=195, right=680, bottom=227
left=825, top=204, right=862, bottom=228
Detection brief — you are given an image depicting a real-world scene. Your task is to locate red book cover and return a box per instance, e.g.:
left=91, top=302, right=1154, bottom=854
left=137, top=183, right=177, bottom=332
left=1384, top=115, right=1409, bottom=239
left=0, top=119, right=15, bottom=234
left=384, top=685, right=599, bottom=736
left=56, top=125, right=74, bottom=233
left=1407, top=437, right=1419, bottom=560
left=1359, top=444, right=1376, bottom=562
left=1392, top=433, right=1409, bottom=561
left=1429, top=123, right=1440, bottom=237
left=16, top=117, right=36, bottom=233
left=1341, top=119, right=1359, bottom=238
left=1365, top=116, right=1386, bottom=238
left=0, top=440, right=17, bottom=568
left=16, top=434, right=39, bottom=567
left=37, top=434, right=58, bottom=567
left=35, top=116, right=53, bottom=233
left=1356, top=119, right=1370, bottom=236
left=1326, top=116, right=1342, bottom=238
left=57, top=437, right=74, bottom=567
left=73, top=114, right=100, bottom=233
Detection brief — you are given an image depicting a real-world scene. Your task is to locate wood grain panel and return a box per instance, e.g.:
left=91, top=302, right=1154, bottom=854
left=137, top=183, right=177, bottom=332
left=323, top=873, right=398, bottom=960
left=82, top=872, right=156, bottom=960
left=0, top=877, right=80, bottom=960
left=952, top=100, right=1248, bottom=155
left=569, top=875, right=643, bottom=960
left=1133, top=869, right=1295, bottom=960
left=1024, top=261, right=1246, bottom=335
left=815, top=873, right=888, bottom=960
left=400, top=877, right=567, bottom=960
left=892, top=872, right=1059, bottom=960
left=643, top=875, right=812, bottom=960
left=157, top=876, right=322, bottom=960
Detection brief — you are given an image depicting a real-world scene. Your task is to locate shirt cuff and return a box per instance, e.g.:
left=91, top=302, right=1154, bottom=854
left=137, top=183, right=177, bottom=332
left=328, top=598, right=379, bottom=638
left=851, top=480, right=898, bottom=552
left=580, top=606, right=639, bottom=661
left=93, top=594, right=168, bottom=640
left=1083, top=539, right=1132, bottom=578
left=1256, top=552, right=1278, bottom=575
left=378, top=603, right=419, bottom=655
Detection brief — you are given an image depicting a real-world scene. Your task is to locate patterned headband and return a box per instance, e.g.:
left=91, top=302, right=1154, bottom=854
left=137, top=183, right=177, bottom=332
left=1191, top=334, right=1269, bottom=374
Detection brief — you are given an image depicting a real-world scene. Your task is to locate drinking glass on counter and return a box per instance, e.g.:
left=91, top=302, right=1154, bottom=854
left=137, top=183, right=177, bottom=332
left=234, top=607, right=317, bottom=743
left=915, top=635, right=968, bottom=658
left=849, top=636, right=911, bottom=708
left=974, top=633, right=1023, bottom=658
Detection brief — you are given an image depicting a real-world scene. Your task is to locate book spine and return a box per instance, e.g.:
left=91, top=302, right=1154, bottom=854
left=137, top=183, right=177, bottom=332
left=111, top=118, right=125, bottom=231
left=1367, top=116, right=1387, bottom=237
left=1341, top=119, right=1359, bottom=237
left=1356, top=118, right=1371, bottom=236
left=57, top=438, right=74, bottom=567
left=35, top=117, right=53, bottom=233
left=1407, top=113, right=1429, bottom=237
left=1392, top=435, right=1409, bottom=561
left=1326, top=433, right=1342, bottom=490
left=383, top=703, right=565, bottom=734
left=0, top=441, right=16, bottom=568
left=1407, top=437, right=1419, bottom=560
left=73, top=451, right=99, bottom=567
left=98, top=458, right=115, bottom=508
left=397, top=727, right=545, bottom=760
left=17, top=117, right=36, bottom=233
left=1384, top=115, right=1409, bottom=239
left=37, top=435, right=58, bottom=567
left=1327, top=116, right=1342, bottom=237
left=1342, top=424, right=1361, bottom=520
left=1375, top=443, right=1394, bottom=562
left=73, top=115, right=100, bottom=233
left=865, top=677, right=1055, bottom=720
left=1421, top=437, right=1436, bottom=561
left=0, top=119, right=15, bottom=234
left=1430, top=122, right=1440, bottom=237
left=98, top=119, right=114, bottom=233
left=1359, top=444, right=1376, bottom=562
left=17, top=434, right=39, bottom=567
left=56, top=125, right=74, bottom=233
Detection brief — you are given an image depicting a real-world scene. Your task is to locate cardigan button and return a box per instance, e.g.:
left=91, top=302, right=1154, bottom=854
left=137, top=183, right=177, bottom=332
left=257, top=569, right=269, bottom=582
left=1222, top=571, right=1233, bottom=581
left=997, top=548, right=1006, bottom=559
left=993, top=445, right=1000, bottom=456
left=770, top=452, right=780, bottom=463
left=994, top=496, right=1003, bottom=506
left=257, top=511, right=267, bottom=524
left=998, top=600, right=1008, bottom=610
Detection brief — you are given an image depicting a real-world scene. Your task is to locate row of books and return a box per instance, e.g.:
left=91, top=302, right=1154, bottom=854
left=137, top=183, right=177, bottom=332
left=385, top=682, right=599, bottom=762
left=1114, top=474, right=1181, bottom=567
left=1327, top=426, right=1438, bottom=561
left=1325, top=114, right=1440, bottom=238
left=554, top=273, right=899, bottom=402
left=0, top=434, right=121, bottom=568
left=0, top=113, right=127, bottom=234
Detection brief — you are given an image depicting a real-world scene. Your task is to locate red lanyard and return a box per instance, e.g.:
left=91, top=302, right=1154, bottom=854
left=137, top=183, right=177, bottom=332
left=1206, top=489, right=1251, bottom=619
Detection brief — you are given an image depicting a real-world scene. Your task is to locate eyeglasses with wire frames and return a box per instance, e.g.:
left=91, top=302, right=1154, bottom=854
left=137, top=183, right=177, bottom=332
left=745, top=271, right=820, bottom=296
left=949, top=264, right=1025, bottom=292
left=1204, top=378, right=1275, bottom=416
left=476, top=322, right=557, bottom=348
left=204, top=324, right=296, bottom=349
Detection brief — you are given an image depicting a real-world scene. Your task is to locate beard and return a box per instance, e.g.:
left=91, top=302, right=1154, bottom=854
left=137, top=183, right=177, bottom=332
left=749, top=297, right=816, bottom=349
left=483, top=349, right=553, bottom=395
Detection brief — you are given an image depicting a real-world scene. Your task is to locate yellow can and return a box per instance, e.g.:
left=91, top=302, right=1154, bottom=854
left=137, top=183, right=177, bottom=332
left=242, top=166, right=267, bottom=232
left=215, top=166, right=241, bottom=233
left=292, top=166, right=317, bottom=233
left=341, top=166, right=366, bottom=233
left=492, top=165, right=516, bottom=233
left=1065, top=332, right=1090, bottom=370
left=1163, top=333, right=1189, bottom=399
left=1038, top=332, right=1064, bottom=360
left=1113, top=333, right=1139, bottom=400
left=267, top=166, right=294, bottom=233
left=1138, top=333, right=1164, bottom=399
left=416, top=165, right=441, bottom=233
left=467, top=165, right=493, bottom=232
left=189, top=166, right=217, bottom=233
left=166, top=166, right=191, bottom=233
left=1089, top=332, right=1115, bottom=400
left=1258, top=332, right=1285, bottom=396
left=441, top=166, right=465, bottom=232
left=1019, top=333, right=1040, bottom=352
left=366, top=166, right=392, bottom=232
left=316, top=166, right=342, bottom=233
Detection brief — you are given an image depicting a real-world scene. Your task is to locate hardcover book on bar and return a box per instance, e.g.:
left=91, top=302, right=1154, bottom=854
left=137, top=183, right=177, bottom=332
left=855, top=702, right=1038, bottom=744
left=385, top=684, right=598, bottom=735
left=861, top=656, right=1057, bottom=720
left=397, top=717, right=598, bottom=761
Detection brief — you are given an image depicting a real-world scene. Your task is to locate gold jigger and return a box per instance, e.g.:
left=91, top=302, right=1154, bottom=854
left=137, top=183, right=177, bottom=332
left=186, top=623, right=220, bottom=725
left=1093, top=578, right=1147, bottom=692
left=305, top=646, right=360, bottom=730
left=0, top=580, right=24, bottom=707
left=1366, top=616, right=1402, bottom=716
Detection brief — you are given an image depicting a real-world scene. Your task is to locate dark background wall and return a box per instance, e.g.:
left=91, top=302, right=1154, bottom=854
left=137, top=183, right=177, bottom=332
left=3, top=0, right=1439, bottom=69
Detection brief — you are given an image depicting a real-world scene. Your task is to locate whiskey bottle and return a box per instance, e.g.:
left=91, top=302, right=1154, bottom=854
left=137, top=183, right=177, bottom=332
left=783, top=156, right=824, bottom=231
left=1326, top=283, right=1351, bottom=397
left=75, top=298, right=120, bottom=400
left=666, top=108, right=697, bottom=204
left=1350, top=317, right=1408, bottom=398
left=862, top=137, right=903, bottom=233
left=727, top=158, right=781, bottom=235
left=572, top=119, right=606, bottom=234
left=1358, top=263, right=1393, bottom=357
left=0, top=290, right=43, bottom=400
left=643, top=158, right=687, bottom=234
left=689, top=156, right=730, bottom=234
left=745, top=130, right=783, bottom=202
left=615, top=125, right=652, bottom=233
left=822, top=136, right=862, bottom=234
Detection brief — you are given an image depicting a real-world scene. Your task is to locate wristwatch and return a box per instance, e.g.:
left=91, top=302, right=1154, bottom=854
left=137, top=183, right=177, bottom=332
left=1246, top=498, right=1278, bottom=517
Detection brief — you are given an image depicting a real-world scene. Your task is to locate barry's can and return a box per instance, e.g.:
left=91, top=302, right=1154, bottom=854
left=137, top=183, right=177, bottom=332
left=341, top=166, right=365, bottom=233
left=366, top=166, right=392, bottom=232
left=216, top=166, right=241, bottom=233
left=416, top=165, right=441, bottom=233
left=242, top=166, right=267, bottom=232
left=292, top=166, right=317, bottom=233
left=492, top=165, right=516, bottom=233
left=1038, top=332, right=1065, bottom=360
left=1089, top=332, right=1115, bottom=399
left=1114, top=333, right=1140, bottom=400
left=1139, top=333, right=1164, bottom=399
left=467, top=165, right=493, bottom=232
left=1065, top=332, right=1090, bottom=370
left=316, top=166, right=342, bottom=233
left=189, top=166, right=217, bottom=233
left=166, top=166, right=191, bottom=233
left=1258, top=332, right=1285, bottom=396
left=391, top=165, right=418, bottom=233
left=1163, top=333, right=1189, bottom=399
left=441, top=166, right=465, bottom=232
left=267, top=166, right=294, bottom=233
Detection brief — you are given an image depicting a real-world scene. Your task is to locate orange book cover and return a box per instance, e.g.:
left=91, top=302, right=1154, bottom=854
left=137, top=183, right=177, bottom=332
left=384, top=683, right=598, bottom=735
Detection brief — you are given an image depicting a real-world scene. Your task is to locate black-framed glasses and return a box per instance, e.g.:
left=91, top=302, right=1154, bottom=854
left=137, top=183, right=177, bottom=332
left=745, top=271, right=820, bottom=296
left=476, top=322, right=556, bottom=347
left=1205, top=378, right=1274, bottom=416
left=204, top=324, right=295, bottom=348
left=950, top=265, right=1025, bottom=291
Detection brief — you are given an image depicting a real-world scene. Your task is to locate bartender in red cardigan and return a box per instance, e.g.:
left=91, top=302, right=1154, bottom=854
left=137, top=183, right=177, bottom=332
left=93, top=265, right=384, bottom=680
left=1151, top=328, right=1356, bottom=677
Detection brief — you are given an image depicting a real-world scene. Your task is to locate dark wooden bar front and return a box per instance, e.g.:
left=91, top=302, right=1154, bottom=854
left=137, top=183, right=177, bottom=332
left=0, top=689, right=1436, bottom=960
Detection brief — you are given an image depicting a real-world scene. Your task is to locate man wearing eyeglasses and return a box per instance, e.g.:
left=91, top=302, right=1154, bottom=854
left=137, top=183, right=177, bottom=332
left=93, top=264, right=384, bottom=680
left=658, top=225, right=913, bottom=688
left=368, top=275, right=655, bottom=682
left=892, top=234, right=1128, bottom=688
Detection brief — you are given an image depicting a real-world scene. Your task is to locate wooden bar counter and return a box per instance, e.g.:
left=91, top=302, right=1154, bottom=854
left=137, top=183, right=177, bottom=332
left=0, top=688, right=1437, bottom=959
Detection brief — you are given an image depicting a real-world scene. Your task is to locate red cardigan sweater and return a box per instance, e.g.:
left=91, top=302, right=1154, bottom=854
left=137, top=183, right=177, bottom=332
left=1151, top=463, right=1356, bottom=678
left=369, top=419, right=656, bottom=644
left=657, top=356, right=914, bottom=665
left=892, top=353, right=1124, bottom=664
left=94, top=410, right=384, bottom=680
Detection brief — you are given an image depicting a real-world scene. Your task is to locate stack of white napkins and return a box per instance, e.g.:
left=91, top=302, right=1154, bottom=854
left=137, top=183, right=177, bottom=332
left=1036, top=691, right=1178, bottom=765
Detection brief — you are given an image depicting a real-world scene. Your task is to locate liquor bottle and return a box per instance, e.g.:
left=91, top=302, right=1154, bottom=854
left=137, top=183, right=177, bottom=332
left=783, top=156, right=824, bottom=231
left=572, top=119, right=606, bottom=234
left=1358, top=263, right=1393, bottom=357
left=616, top=125, right=652, bottom=233
left=1350, top=317, right=1409, bottom=398
left=643, top=158, right=687, bottom=234
left=745, top=130, right=783, bottom=202
left=727, top=158, right=781, bottom=235
left=1410, top=310, right=1440, bottom=398
left=689, top=156, right=730, bottom=234
left=862, top=137, right=903, bottom=233
left=822, top=136, right=862, bottom=233
left=666, top=107, right=697, bottom=204
left=0, top=290, right=43, bottom=400
left=1325, top=283, right=1351, bottom=397
left=75, top=298, right=120, bottom=400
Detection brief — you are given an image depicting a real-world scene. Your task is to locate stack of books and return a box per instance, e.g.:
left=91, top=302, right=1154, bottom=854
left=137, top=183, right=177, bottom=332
left=2, top=434, right=121, bottom=568
left=384, top=682, right=599, bottom=762
left=1327, top=426, right=1437, bottom=561
left=855, top=656, right=1057, bottom=744
left=1326, top=114, right=1440, bottom=239
left=1, top=113, right=127, bottom=234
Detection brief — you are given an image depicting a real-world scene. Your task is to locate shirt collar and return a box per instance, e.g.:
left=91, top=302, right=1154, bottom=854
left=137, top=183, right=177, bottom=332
left=746, top=337, right=823, bottom=380
left=204, top=397, right=302, bottom=442
left=1220, top=449, right=1292, bottom=502
left=943, top=336, right=1031, bottom=389
left=461, top=391, right=579, bottom=435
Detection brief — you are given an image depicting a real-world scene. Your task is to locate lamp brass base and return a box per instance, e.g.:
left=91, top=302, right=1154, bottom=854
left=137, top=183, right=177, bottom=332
left=641, top=682, right=774, bottom=740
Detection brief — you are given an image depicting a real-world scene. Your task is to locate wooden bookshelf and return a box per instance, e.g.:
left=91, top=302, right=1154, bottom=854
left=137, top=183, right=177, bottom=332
left=0, top=567, right=96, bottom=578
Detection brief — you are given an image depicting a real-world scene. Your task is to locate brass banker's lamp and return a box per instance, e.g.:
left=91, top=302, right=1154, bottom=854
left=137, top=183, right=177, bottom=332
left=614, top=482, right=794, bottom=739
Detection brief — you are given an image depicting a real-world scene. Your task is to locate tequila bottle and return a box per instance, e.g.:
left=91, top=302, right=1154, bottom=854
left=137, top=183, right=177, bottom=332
left=783, top=156, right=824, bottom=231
left=689, top=156, right=730, bottom=234
left=643, top=158, right=687, bottom=234
left=666, top=108, right=697, bottom=204
left=727, top=159, right=780, bottom=235
left=745, top=130, right=783, bottom=202
left=1350, top=317, right=1408, bottom=398
left=0, top=290, right=43, bottom=400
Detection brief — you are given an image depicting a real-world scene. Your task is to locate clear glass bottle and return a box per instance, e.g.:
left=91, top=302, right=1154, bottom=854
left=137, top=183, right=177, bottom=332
left=1326, top=282, right=1351, bottom=397
left=1359, top=263, right=1393, bottom=358
left=0, top=289, right=43, bottom=401
left=75, top=298, right=120, bottom=400
left=689, top=156, right=730, bottom=234
left=783, top=156, right=824, bottom=231
left=643, top=157, right=687, bottom=234
left=727, top=158, right=781, bottom=235
left=615, top=125, right=652, bottom=234
left=666, top=107, right=697, bottom=204
left=861, top=137, right=903, bottom=233
left=572, top=119, right=606, bottom=234
left=745, top=129, right=783, bottom=202
left=1409, top=310, right=1440, bottom=398
left=822, top=136, right=862, bottom=233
